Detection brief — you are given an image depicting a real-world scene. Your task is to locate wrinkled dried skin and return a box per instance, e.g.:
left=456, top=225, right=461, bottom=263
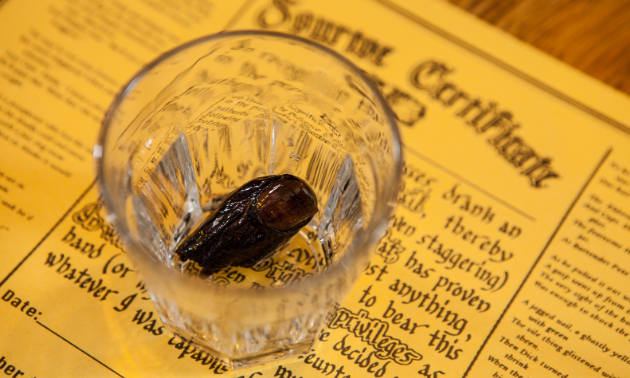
left=176, top=174, right=318, bottom=276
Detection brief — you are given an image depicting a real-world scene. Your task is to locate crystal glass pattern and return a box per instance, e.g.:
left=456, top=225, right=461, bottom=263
left=95, top=30, right=402, bottom=369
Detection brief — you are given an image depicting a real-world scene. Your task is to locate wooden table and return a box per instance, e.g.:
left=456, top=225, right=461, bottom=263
left=448, top=0, right=630, bottom=95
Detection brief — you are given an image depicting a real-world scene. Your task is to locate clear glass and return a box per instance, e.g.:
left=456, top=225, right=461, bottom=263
left=95, top=30, right=402, bottom=370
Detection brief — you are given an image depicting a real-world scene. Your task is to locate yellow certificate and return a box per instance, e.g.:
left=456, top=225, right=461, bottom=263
left=1, top=0, right=629, bottom=377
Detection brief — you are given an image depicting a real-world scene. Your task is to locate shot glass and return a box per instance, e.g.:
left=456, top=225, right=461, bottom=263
left=95, top=30, right=402, bottom=369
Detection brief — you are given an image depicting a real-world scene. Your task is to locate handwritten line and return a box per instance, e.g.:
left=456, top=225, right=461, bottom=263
left=37, top=321, right=125, bottom=378
left=222, top=0, right=257, bottom=31
left=461, top=147, right=612, bottom=377
left=405, top=145, right=536, bottom=222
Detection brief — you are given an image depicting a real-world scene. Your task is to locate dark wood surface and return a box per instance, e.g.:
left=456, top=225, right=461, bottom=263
left=448, top=0, right=630, bottom=95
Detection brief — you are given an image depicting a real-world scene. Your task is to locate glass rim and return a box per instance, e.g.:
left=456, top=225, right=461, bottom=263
left=94, top=29, right=403, bottom=298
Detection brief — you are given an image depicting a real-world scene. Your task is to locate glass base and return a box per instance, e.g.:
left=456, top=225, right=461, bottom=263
left=164, top=324, right=316, bottom=371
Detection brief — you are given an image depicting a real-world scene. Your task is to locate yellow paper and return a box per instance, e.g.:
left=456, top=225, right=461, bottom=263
left=1, top=0, right=629, bottom=377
